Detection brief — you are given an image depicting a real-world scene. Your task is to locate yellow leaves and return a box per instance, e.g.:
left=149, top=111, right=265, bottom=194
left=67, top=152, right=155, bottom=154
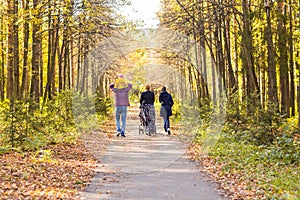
left=187, top=142, right=265, bottom=199
left=0, top=141, right=97, bottom=199
left=25, top=187, right=76, bottom=199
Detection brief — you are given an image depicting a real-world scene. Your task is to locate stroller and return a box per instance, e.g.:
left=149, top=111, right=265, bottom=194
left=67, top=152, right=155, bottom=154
left=139, top=104, right=156, bottom=135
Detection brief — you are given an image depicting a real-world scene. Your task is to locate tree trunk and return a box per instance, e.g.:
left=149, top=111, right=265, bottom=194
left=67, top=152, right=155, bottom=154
left=39, top=39, right=43, bottom=98
left=13, top=0, right=19, bottom=98
left=20, top=0, right=30, bottom=98
left=233, top=17, right=239, bottom=105
left=214, top=8, right=224, bottom=103
left=7, top=0, right=14, bottom=100
left=0, top=15, right=5, bottom=100
left=30, top=0, right=41, bottom=104
left=76, top=36, right=81, bottom=92
left=63, top=42, right=70, bottom=90
left=198, top=1, right=208, bottom=99
left=44, top=0, right=53, bottom=102
left=277, top=0, right=289, bottom=116
left=217, top=12, right=225, bottom=97
left=265, top=3, right=279, bottom=111
left=12, top=0, right=20, bottom=98
left=288, top=0, right=295, bottom=116
left=223, top=11, right=236, bottom=94
left=297, top=52, right=300, bottom=128
left=82, top=49, right=88, bottom=96
left=241, top=0, right=259, bottom=110
left=71, top=36, right=75, bottom=88
left=52, top=16, right=59, bottom=96
left=97, top=74, right=105, bottom=98
left=58, top=40, right=65, bottom=91
left=81, top=35, right=89, bottom=95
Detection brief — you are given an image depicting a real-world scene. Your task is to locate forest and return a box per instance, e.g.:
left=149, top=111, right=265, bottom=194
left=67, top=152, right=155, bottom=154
left=0, top=0, right=299, bottom=199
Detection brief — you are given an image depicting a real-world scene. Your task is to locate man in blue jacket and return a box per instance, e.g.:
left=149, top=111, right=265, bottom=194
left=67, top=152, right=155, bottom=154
left=159, top=86, right=174, bottom=135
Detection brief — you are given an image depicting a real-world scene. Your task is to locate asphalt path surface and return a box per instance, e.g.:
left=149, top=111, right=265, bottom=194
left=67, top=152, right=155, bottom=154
left=81, top=107, right=227, bottom=200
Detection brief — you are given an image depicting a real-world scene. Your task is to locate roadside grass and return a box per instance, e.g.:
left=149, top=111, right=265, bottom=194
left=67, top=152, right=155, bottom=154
left=210, top=136, right=299, bottom=199
left=178, top=98, right=300, bottom=199
left=0, top=94, right=113, bottom=199
left=190, top=122, right=300, bottom=200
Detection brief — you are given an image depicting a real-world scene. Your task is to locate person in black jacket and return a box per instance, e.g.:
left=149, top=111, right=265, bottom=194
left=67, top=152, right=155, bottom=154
left=159, top=86, right=174, bottom=135
left=139, top=85, right=156, bottom=135
left=140, top=85, right=155, bottom=105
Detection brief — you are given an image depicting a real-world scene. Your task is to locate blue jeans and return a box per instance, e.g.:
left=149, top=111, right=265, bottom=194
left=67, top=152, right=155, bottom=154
left=163, top=115, right=170, bottom=132
left=116, top=106, right=127, bottom=134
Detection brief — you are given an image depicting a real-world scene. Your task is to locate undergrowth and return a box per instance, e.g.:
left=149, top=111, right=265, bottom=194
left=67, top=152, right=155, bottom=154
left=0, top=91, right=112, bottom=155
left=189, top=97, right=300, bottom=199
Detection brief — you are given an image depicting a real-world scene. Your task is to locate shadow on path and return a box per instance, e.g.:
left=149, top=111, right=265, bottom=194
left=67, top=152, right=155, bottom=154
left=80, top=107, right=227, bottom=200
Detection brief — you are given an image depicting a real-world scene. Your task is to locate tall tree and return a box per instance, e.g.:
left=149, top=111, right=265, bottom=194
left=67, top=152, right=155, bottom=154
left=44, top=0, right=59, bottom=102
left=20, top=0, right=30, bottom=98
left=13, top=0, right=19, bottom=98
left=277, top=0, right=290, bottom=116
left=241, top=0, right=259, bottom=106
left=0, top=12, right=5, bottom=100
left=288, top=0, right=295, bottom=116
left=297, top=51, right=300, bottom=128
left=264, top=0, right=279, bottom=110
left=222, top=1, right=237, bottom=95
left=30, top=0, right=41, bottom=104
left=7, top=0, right=14, bottom=99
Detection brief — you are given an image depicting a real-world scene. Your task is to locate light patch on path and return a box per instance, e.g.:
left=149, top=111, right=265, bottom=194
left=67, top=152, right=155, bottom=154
left=80, top=107, right=226, bottom=200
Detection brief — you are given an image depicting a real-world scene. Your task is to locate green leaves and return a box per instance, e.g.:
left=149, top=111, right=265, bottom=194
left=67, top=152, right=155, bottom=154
left=190, top=119, right=300, bottom=199
left=188, top=94, right=300, bottom=199
left=0, top=91, right=79, bottom=152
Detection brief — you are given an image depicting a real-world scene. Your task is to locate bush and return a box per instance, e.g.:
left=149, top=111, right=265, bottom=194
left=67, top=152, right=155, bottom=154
left=0, top=91, right=78, bottom=152
left=0, top=91, right=113, bottom=154
left=95, top=97, right=112, bottom=116
left=192, top=95, right=300, bottom=199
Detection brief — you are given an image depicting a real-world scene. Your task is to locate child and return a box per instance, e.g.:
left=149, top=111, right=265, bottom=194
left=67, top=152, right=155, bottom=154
left=114, top=74, right=128, bottom=89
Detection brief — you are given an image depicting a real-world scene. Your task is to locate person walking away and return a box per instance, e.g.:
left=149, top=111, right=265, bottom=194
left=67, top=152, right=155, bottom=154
left=110, top=74, right=132, bottom=137
left=140, top=85, right=156, bottom=135
left=159, top=86, right=174, bottom=135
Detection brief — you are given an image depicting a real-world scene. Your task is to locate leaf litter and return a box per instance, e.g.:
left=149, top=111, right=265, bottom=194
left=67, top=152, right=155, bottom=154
left=0, top=120, right=117, bottom=199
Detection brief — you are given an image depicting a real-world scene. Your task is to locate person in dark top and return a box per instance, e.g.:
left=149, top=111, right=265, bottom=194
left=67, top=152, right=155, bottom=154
left=140, top=85, right=155, bottom=105
left=159, top=86, right=174, bottom=135
left=139, top=85, right=156, bottom=135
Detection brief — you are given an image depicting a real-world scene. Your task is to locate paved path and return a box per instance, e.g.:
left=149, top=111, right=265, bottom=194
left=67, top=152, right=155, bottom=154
left=81, top=107, right=226, bottom=200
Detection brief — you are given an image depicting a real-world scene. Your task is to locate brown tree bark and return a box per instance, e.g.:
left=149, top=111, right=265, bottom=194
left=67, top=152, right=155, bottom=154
left=223, top=10, right=237, bottom=94
left=288, top=0, right=295, bottom=116
left=277, top=0, right=290, bottom=116
left=71, top=37, right=75, bottom=89
left=7, top=0, right=14, bottom=100
left=20, top=0, right=30, bottom=98
left=13, top=0, right=19, bottom=98
left=0, top=15, right=5, bottom=100
left=30, top=0, right=41, bottom=104
left=58, top=40, right=65, bottom=92
left=241, top=0, right=259, bottom=108
left=265, top=3, right=279, bottom=111
left=44, top=8, right=59, bottom=102
left=82, top=47, right=88, bottom=96
left=297, top=52, right=300, bottom=128
left=52, top=16, right=59, bottom=96
left=76, top=36, right=81, bottom=92
left=44, top=0, right=54, bottom=102
left=63, top=42, right=70, bottom=90
left=217, top=11, right=225, bottom=98
left=39, top=38, right=43, bottom=98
